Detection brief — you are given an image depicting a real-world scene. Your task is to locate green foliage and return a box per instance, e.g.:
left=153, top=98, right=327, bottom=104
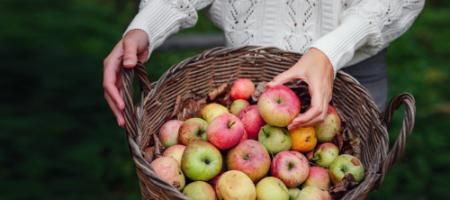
left=1, top=0, right=449, bottom=199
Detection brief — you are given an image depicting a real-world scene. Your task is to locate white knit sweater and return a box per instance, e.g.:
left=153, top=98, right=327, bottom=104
left=125, top=0, right=424, bottom=74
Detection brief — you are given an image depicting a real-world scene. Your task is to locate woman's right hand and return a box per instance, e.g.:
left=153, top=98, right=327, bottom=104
left=103, top=29, right=149, bottom=127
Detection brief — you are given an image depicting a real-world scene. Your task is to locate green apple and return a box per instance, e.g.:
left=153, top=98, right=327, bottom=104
left=288, top=188, right=301, bottom=200
left=181, top=141, right=222, bottom=181
left=201, top=103, right=229, bottom=123
left=256, top=176, right=289, bottom=200
left=183, top=181, right=216, bottom=200
left=314, top=105, right=341, bottom=142
left=329, top=154, right=365, bottom=184
left=230, top=99, right=250, bottom=115
left=258, top=125, right=292, bottom=154
left=216, top=170, right=256, bottom=200
left=313, top=143, right=339, bottom=167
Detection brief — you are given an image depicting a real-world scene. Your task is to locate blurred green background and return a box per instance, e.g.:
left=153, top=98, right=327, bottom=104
left=1, top=0, right=449, bottom=199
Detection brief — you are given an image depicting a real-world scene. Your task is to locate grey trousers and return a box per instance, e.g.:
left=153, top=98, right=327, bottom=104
left=342, top=49, right=388, bottom=111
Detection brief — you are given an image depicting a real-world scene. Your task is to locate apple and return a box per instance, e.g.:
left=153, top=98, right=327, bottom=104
left=238, top=105, right=265, bottom=140
left=162, top=144, right=186, bottom=165
left=288, top=188, right=301, bottom=200
left=230, top=78, right=255, bottom=100
left=178, top=118, right=208, bottom=145
left=329, top=154, right=365, bottom=184
left=313, top=143, right=339, bottom=167
left=258, top=125, right=292, bottom=154
left=227, top=140, right=271, bottom=182
left=207, top=113, right=245, bottom=150
left=181, top=141, right=223, bottom=181
left=183, top=181, right=216, bottom=200
left=303, top=166, right=330, bottom=190
left=256, top=176, right=289, bottom=200
left=314, top=105, right=341, bottom=142
left=240, top=130, right=248, bottom=143
left=216, top=170, right=256, bottom=200
left=230, top=99, right=250, bottom=115
left=201, top=103, right=229, bottom=123
left=257, top=85, right=301, bottom=127
left=150, top=157, right=185, bottom=190
left=271, top=151, right=309, bottom=187
left=297, top=186, right=331, bottom=200
left=159, top=119, right=183, bottom=147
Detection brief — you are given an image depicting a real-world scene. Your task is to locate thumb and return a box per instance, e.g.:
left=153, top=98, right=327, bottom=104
left=122, top=39, right=138, bottom=68
left=267, top=69, right=298, bottom=87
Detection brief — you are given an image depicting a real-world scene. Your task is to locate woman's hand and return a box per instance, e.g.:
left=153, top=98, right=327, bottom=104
left=267, top=48, right=334, bottom=130
left=103, top=29, right=149, bottom=127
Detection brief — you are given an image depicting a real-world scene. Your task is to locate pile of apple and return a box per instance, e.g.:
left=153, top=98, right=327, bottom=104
left=148, top=79, right=365, bottom=200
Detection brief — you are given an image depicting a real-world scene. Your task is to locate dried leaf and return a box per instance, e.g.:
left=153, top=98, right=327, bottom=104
left=178, top=98, right=206, bottom=120
left=334, top=131, right=344, bottom=152
left=330, top=174, right=359, bottom=199
left=170, top=95, right=182, bottom=119
left=143, top=146, right=154, bottom=163
left=251, top=81, right=267, bottom=102
left=208, top=83, right=228, bottom=101
left=342, top=128, right=361, bottom=158
left=306, top=150, right=315, bottom=161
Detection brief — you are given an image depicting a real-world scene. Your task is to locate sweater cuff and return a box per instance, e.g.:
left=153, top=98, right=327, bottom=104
left=311, top=16, right=377, bottom=77
left=124, top=0, right=189, bottom=56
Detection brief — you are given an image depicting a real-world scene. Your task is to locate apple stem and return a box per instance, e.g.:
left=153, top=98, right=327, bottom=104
left=227, top=120, right=235, bottom=129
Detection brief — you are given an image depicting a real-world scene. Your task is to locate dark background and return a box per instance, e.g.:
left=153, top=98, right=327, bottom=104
left=1, top=0, right=449, bottom=199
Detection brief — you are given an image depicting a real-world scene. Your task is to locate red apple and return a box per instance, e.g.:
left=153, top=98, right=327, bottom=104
left=207, top=113, right=245, bottom=150
left=257, top=85, right=301, bottom=127
left=230, top=99, right=250, bottom=116
left=230, top=78, right=255, bottom=100
left=240, top=130, right=248, bottom=142
left=315, top=105, right=341, bottom=142
left=271, top=151, right=309, bottom=187
left=227, top=140, right=271, bottom=182
left=163, top=144, right=186, bottom=165
left=238, top=105, right=265, bottom=140
left=303, top=166, right=330, bottom=190
left=179, top=118, right=208, bottom=145
left=150, top=157, right=185, bottom=190
left=159, top=120, right=183, bottom=147
left=298, top=186, right=331, bottom=200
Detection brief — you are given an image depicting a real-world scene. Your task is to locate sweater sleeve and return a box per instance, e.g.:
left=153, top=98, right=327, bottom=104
left=124, top=0, right=214, bottom=56
left=311, top=0, right=424, bottom=76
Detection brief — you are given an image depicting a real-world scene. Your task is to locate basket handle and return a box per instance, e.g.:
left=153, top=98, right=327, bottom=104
left=121, top=62, right=152, bottom=138
left=380, top=93, right=416, bottom=182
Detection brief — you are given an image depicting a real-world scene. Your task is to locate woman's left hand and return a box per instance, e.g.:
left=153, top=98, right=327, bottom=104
left=267, top=48, right=334, bottom=130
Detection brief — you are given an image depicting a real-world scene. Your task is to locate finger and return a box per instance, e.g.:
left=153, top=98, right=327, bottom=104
left=267, top=69, right=300, bottom=87
left=105, top=93, right=125, bottom=127
left=288, top=84, right=323, bottom=129
left=138, top=50, right=149, bottom=63
left=103, top=58, right=125, bottom=111
left=122, top=38, right=138, bottom=68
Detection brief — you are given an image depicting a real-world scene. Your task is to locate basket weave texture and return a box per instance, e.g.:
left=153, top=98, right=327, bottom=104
left=121, top=46, right=416, bottom=200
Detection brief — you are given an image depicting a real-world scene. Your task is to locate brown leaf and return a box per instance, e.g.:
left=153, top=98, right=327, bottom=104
left=178, top=98, right=206, bottom=120
left=306, top=150, right=315, bottom=161
left=342, top=128, right=361, bottom=158
left=330, top=174, right=359, bottom=198
left=170, top=95, right=182, bottom=119
left=334, top=131, right=344, bottom=152
left=208, top=83, right=228, bottom=101
left=251, top=81, right=267, bottom=102
left=143, top=146, right=155, bottom=163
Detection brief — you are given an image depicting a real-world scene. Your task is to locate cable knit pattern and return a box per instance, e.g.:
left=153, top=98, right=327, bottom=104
left=126, top=0, right=424, bottom=75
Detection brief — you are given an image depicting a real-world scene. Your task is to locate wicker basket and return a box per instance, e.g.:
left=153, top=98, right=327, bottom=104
left=121, top=46, right=416, bottom=200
